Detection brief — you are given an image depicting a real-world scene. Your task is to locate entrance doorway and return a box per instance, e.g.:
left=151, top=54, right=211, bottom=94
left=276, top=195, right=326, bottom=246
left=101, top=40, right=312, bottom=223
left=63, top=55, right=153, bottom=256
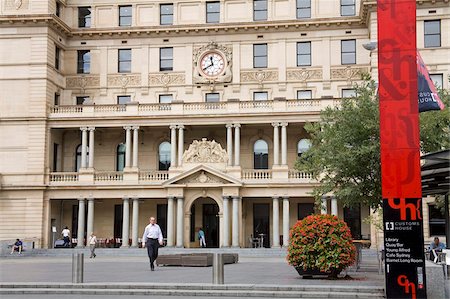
left=253, top=203, right=270, bottom=248
left=344, top=205, right=362, bottom=240
left=203, top=203, right=219, bottom=248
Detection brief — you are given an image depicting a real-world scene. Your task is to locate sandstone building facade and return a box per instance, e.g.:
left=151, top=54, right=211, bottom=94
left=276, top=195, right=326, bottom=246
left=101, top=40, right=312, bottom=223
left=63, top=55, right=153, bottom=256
left=0, top=0, right=448, bottom=249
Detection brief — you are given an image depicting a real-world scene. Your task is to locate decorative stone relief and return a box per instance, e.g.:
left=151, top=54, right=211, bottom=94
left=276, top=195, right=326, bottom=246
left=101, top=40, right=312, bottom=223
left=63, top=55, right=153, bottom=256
left=177, top=171, right=225, bottom=185
left=107, top=74, right=141, bottom=88
left=182, top=138, right=228, bottom=163
left=66, top=76, right=100, bottom=89
left=240, top=70, right=278, bottom=84
left=286, top=68, right=323, bottom=82
left=330, top=66, right=369, bottom=81
left=4, top=0, right=29, bottom=10
left=149, top=73, right=185, bottom=87
left=193, top=41, right=232, bottom=84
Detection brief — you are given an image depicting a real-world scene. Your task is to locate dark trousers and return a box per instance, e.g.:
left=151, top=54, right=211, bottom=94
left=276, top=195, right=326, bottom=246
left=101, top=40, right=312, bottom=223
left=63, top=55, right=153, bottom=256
left=63, top=236, right=70, bottom=247
left=146, top=239, right=159, bottom=266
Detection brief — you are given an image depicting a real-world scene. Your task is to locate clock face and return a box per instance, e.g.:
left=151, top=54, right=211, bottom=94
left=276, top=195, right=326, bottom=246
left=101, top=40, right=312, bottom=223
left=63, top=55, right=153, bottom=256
left=199, top=51, right=225, bottom=77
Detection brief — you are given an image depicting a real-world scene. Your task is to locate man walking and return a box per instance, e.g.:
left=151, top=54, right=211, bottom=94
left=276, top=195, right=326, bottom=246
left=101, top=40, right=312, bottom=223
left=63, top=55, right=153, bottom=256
left=62, top=226, right=70, bottom=247
left=142, top=217, right=164, bottom=271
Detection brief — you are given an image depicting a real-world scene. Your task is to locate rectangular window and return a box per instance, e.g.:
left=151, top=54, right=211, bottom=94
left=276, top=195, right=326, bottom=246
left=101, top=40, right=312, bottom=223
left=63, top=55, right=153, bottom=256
left=253, top=91, right=268, bottom=101
left=55, top=46, right=60, bottom=70
left=253, top=43, right=267, bottom=68
left=428, top=204, right=445, bottom=236
left=253, top=0, right=267, bottom=21
left=53, top=143, right=59, bottom=172
left=340, top=0, right=355, bottom=16
left=78, top=7, right=91, bottom=28
left=76, top=96, right=89, bottom=105
left=119, top=6, right=132, bottom=26
left=118, top=49, right=131, bottom=73
left=56, top=2, right=61, bottom=17
left=77, top=50, right=90, bottom=74
left=297, top=90, right=312, bottom=100
left=296, top=0, right=310, bottom=19
left=341, top=39, right=356, bottom=65
left=430, top=74, right=443, bottom=89
left=159, top=94, right=173, bottom=103
left=160, top=47, right=173, bottom=71
left=297, top=42, right=311, bottom=66
left=424, top=20, right=441, bottom=48
left=205, top=93, right=220, bottom=102
left=54, top=93, right=60, bottom=106
left=206, top=1, right=220, bottom=23
left=342, top=89, right=356, bottom=98
left=160, top=4, right=173, bottom=25
left=117, top=95, right=131, bottom=105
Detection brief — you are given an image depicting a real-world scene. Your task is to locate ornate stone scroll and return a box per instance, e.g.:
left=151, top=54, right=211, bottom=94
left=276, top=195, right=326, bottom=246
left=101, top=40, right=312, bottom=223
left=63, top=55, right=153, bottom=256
left=330, top=66, right=369, bottom=81
left=240, top=70, right=278, bottom=84
left=286, top=68, right=323, bottom=82
left=182, top=138, right=228, bottom=163
left=66, top=75, right=100, bottom=89
left=149, top=73, right=185, bottom=87
left=107, top=74, right=141, bottom=88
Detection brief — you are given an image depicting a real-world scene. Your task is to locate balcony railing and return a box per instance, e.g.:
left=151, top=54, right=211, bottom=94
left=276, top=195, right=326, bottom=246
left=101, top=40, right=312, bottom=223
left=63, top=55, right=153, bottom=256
left=242, top=169, right=273, bottom=180
left=49, top=98, right=334, bottom=119
left=50, top=172, right=79, bottom=182
left=94, top=171, right=123, bottom=181
left=139, top=171, right=170, bottom=182
left=288, top=169, right=314, bottom=180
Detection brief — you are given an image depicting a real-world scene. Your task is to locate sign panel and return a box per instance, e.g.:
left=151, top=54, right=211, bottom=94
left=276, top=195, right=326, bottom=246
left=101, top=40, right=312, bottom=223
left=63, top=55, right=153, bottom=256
left=377, top=0, right=427, bottom=298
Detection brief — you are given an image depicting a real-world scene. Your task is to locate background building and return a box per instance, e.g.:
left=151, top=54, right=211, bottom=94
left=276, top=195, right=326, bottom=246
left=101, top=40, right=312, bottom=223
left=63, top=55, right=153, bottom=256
left=0, top=0, right=448, bottom=249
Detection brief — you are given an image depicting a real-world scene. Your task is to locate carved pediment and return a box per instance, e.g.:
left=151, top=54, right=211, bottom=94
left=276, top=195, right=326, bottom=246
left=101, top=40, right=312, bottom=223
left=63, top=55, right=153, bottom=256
left=163, top=165, right=242, bottom=187
left=178, top=171, right=226, bottom=185
left=182, top=138, right=228, bottom=164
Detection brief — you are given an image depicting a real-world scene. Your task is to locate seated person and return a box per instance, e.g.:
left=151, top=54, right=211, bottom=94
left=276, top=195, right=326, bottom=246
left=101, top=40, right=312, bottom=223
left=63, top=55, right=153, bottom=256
left=10, top=239, right=23, bottom=254
left=429, top=237, right=446, bottom=252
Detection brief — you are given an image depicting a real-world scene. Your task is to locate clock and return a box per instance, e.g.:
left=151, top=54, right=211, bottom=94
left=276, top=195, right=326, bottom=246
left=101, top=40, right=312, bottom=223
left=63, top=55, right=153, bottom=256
left=199, top=51, right=226, bottom=78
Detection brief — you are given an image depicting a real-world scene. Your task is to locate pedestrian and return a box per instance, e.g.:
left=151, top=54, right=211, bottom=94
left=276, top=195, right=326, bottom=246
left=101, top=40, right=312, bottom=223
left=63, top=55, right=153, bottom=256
left=88, top=232, right=97, bottom=258
left=142, top=217, right=164, bottom=271
left=62, top=226, right=70, bottom=247
left=10, top=239, right=23, bottom=254
left=198, top=228, right=206, bottom=248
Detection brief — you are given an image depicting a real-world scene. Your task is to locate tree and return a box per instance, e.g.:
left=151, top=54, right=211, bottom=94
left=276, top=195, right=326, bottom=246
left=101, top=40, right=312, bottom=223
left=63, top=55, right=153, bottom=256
left=296, top=75, right=450, bottom=209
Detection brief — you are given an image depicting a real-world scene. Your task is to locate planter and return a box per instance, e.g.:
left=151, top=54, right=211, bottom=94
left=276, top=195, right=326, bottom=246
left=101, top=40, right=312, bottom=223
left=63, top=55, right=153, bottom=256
left=294, top=266, right=340, bottom=278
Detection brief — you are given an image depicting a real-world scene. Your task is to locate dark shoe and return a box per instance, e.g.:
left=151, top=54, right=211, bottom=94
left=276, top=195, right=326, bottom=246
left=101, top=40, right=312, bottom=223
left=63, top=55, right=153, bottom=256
left=151, top=263, right=155, bottom=271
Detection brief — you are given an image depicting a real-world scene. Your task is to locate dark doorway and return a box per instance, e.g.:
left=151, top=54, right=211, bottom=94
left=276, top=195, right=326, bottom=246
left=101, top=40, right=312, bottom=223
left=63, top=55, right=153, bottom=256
left=343, top=205, right=362, bottom=240
left=298, top=203, right=315, bottom=220
left=253, top=203, right=270, bottom=248
left=157, top=204, right=168, bottom=237
left=114, top=204, right=123, bottom=246
left=203, top=203, right=219, bottom=248
left=72, top=204, right=78, bottom=239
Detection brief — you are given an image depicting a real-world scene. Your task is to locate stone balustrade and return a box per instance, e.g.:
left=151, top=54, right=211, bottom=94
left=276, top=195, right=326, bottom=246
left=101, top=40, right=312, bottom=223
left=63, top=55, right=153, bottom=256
left=50, top=172, right=79, bottom=182
left=288, top=170, right=314, bottom=181
left=241, top=169, right=273, bottom=180
left=139, top=171, right=170, bottom=182
left=94, top=171, right=124, bottom=181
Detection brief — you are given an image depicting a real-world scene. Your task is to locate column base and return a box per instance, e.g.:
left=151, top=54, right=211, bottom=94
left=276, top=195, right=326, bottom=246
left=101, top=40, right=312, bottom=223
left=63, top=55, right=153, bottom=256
left=272, top=245, right=281, bottom=248
left=76, top=245, right=85, bottom=249
left=120, top=245, right=130, bottom=249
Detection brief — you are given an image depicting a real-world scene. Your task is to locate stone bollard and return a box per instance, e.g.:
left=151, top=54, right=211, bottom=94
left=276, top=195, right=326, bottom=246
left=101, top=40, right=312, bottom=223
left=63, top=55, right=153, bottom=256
left=212, top=253, right=224, bottom=284
left=72, top=252, right=84, bottom=283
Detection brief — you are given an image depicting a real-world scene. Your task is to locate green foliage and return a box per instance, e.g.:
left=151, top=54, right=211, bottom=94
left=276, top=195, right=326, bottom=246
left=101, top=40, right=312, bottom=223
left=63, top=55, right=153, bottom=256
left=287, top=214, right=356, bottom=273
left=297, top=75, right=450, bottom=209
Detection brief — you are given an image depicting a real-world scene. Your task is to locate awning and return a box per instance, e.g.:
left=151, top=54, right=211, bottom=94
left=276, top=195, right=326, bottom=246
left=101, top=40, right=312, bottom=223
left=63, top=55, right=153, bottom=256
left=421, top=150, right=450, bottom=196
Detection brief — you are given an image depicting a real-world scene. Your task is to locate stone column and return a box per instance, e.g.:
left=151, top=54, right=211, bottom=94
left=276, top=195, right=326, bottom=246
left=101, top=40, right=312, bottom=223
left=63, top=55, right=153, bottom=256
left=124, top=126, right=132, bottom=169
left=232, top=196, right=240, bottom=247
left=282, top=196, right=289, bottom=247
left=272, top=123, right=280, bottom=166
left=167, top=196, right=175, bottom=247
left=331, top=197, right=338, bottom=216
left=178, top=125, right=184, bottom=167
left=132, top=126, right=139, bottom=169
left=76, top=198, right=85, bottom=248
left=170, top=125, right=177, bottom=167
left=272, top=197, right=280, bottom=248
left=131, top=198, right=139, bottom=247
left=321, top=196, right=328, bottom=214
left=281, top=123, right=288, bottom=165
left=80, top=127, right=88, bottom=169
left=176, top=197, right=184, bottom=247
left=88, top=127, right=95, bottom=168
left=234, top=124, right=240, bottom=166
left=222, top=196, right=230, bottom=247
left=226, top=124, right=233, bottom=166
left=121, top=197, right=130, bottom=248
left=86, top=197, right=94, bottom=238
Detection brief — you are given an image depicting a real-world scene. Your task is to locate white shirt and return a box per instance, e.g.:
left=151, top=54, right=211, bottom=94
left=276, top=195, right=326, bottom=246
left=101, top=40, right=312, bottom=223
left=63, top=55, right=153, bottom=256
left=89, top=236, right=97, bottom=245
left=62, top=229, right=70, bottom=237
left=142, top=223, right=163, bottom=243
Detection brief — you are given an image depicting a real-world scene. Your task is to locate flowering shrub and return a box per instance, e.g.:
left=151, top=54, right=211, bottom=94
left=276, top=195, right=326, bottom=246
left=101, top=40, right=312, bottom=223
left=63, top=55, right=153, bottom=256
left=287, top=214, right=356, bottom=274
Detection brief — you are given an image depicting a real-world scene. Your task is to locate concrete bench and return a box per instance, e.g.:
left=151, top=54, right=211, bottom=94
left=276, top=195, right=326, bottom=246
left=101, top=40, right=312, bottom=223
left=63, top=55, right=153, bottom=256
left=157, top=253, right=238, bottom=267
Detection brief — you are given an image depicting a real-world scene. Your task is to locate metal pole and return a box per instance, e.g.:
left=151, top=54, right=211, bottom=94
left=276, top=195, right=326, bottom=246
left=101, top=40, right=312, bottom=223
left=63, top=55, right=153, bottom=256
left=445, top=195, right=450, bottom=249
left=212, top=253, right=224, bottom=284
left=72, top=253, right=84, bottom=283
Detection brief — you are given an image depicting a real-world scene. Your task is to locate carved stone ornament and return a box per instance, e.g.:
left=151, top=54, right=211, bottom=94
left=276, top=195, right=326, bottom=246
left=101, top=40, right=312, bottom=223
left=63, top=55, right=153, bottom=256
left=149, top=73, right=185, bottom=87
left=182, top=138, right=228, bottom=163
left=107, top=74, right=141, bottom=88
left=193, top=41, right=232, bottom=84
left=240, top=70, right=278, bottom=84
left=66, top=76, right=100, bottom=89
left=330, top=66, right=368, bottom=81
left=286, top=68, right=323, bottom=82
left=5, top=0, right=28, bottom=10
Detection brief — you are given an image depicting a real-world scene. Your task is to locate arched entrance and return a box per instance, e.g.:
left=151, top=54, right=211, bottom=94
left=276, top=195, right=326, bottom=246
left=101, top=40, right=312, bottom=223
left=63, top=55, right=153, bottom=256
left=190, top=197, right=220, bottom=248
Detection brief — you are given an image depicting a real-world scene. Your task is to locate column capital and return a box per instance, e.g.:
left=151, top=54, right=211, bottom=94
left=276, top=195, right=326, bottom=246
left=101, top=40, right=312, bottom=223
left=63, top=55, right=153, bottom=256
left=280, top=122, right=288, bottom=127
left=272, top=196, right=280, bottom=200
left=87, top=197, right=95, bottom=202
left=132, top=126, right=140, bottom=130
left=232, top=196, right=241, bottom=201
left=88, top=127, right=96, bottom=131
left=78, top=197, right=85, bottom=202
left=271, top=122, right=280, bottom=127
left=122, top=197, right=129, bottom=201
left=222, top=195, right=230, bottom=200
left=123, top=126, right=132, bottom=130
left=169, top=124, right=177, bottom=129
left=132, top=197, right=140, bottom=201
left=178, top=125, right=185, bottom=130
left=282, top=196, right=289, bottom=201
left=80, top=127, right=88, bottom=131
left=226, top=124, right=233, bottom=128
left=233, top=123, right=241, bottom=128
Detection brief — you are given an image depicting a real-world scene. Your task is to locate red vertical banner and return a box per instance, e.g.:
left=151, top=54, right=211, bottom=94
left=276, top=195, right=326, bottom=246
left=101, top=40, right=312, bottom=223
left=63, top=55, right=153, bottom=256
left=377, top=0, right=427, bottom=298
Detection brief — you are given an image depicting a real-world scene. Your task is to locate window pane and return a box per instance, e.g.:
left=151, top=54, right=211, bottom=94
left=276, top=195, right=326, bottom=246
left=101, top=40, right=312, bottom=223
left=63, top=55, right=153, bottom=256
left=342, top=89, right=356, bottom=98
left=254, top=56, right=267, bottom=68
left=206, top=93, right=220, bottom=102
left=254, top=92, right=268, bottom=101
left=117, top=95, right=131, bottom=104
left=341, top=5, right=355, bottom=16
left=297, top=139, right=312, bottom=154
left=159, top=142, right=171, bottom=170
left=342, top=40, right=355, bottom=52
left=119, top=6, right=132, bottom=26
left=254, top=140, right=268, bottom=154
left=207, top=12, right=220, bottom=23
left=341, top=53, right=355, bottom=64
left=119, top=49, right=131, bottom=60
left=254, top=44, right=267, bottom=56
left=117, top=144, right=126, bottom=171
left=160, top=47, right=173, bottom=59
left=430, top=74, right=443, bottom=89
left=254, top=10, right=267, bottom=21
left=78, top=7, right=91, bottom=28
left=77, top=50, right=90, bottom=74
left=296, top=0, right=310, bottom=19
left=297, top=90, right=312, bottom=100
left=424, top=20, right=440, bottom=34
left=159, top=94, right=173, bottom=103
left=76, top=96, right=89, bottom=105
left=297, top=55, right=310, bottom=66
left=425, top=35, right=441, bottom=48
left=297, top=42, right=310, bottom=54
left=160, top=4, right=173, bottom=25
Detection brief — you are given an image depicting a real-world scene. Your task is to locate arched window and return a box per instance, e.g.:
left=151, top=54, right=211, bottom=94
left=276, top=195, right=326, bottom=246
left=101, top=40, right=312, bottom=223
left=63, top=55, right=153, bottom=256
left=116, top=143, right=126, bottom=171
left=158, top=141, right=171, bottom=170
left=254, top=139, right=269, bottom=169
left=75, top=144, right=89, bottom=172
left=297, top=139, right=312, bottom=157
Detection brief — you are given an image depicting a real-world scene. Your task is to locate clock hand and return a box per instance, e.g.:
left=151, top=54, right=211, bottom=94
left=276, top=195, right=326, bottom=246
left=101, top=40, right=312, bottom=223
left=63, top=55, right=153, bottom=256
left=202, top=63, right=212, bottom=70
